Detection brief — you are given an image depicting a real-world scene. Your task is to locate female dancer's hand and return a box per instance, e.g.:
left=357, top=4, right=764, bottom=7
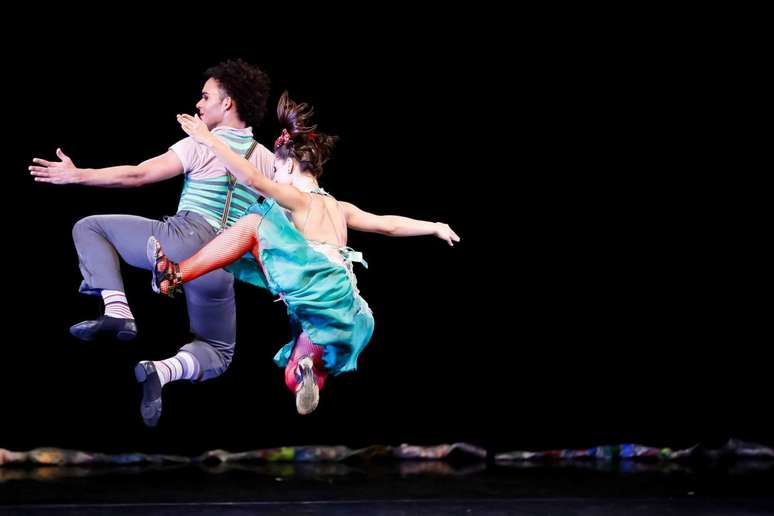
left=434, top=223, right=460, bottom=246
left=177, top=114, right=215, bottom=146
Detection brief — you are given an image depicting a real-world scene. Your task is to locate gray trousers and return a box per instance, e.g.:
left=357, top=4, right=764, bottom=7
left=72, top=211, right=235, bottom=381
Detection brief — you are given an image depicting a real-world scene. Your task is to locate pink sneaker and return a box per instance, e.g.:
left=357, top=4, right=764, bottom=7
left=284, top=335, right=328, bottom=415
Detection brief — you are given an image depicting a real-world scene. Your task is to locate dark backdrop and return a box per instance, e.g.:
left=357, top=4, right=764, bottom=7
left=2, top=12, right=767, bottom=456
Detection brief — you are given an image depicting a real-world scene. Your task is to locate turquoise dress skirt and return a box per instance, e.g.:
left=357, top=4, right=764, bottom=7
left=225, top=198, right=374, bottom=376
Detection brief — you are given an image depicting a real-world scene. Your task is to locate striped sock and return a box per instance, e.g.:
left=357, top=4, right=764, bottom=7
left=101, top=290, right=134, bottom=320
left=153, top=351, right=201, bottom=387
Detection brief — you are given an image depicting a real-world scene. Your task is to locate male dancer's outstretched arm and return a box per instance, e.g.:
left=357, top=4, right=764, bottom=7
left=29, top=148, right=183, bottom=187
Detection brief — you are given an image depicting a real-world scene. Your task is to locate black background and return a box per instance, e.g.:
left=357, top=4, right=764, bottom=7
left=2, top=10, right=768, bottom=456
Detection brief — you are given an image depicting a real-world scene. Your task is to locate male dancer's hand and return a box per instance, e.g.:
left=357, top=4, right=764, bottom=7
left=29, top=148, right=82, bottom=184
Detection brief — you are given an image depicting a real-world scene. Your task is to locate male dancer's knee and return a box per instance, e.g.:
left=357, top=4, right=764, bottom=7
left=72, top=215, right=107, bottom=245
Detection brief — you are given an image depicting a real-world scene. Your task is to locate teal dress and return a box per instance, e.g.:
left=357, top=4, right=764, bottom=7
left=225, top=192, right=374, bottom=376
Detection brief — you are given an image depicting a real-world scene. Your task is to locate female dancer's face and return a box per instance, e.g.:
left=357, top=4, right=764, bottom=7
left=273, top=157, right=295, bottom=185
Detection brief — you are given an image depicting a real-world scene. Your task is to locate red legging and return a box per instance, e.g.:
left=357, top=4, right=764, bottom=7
left=176, top=213, right=262, bottom=284
left=285, top=331, right=328, bottom=392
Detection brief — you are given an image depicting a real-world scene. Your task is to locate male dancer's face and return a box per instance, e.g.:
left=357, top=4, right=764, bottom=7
left=196, top=78, right=229, bottom=130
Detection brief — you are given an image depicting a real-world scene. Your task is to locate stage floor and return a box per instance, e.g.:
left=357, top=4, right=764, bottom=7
left=1, top=460, right=772, bottom=515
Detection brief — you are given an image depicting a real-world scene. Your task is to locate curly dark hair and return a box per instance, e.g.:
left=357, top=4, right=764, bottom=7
left=205, top=59, right=271, bottom=128
left=274, top=92, right=338, bottom=178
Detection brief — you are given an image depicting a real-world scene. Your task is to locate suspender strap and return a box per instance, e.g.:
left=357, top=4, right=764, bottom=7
left=219, top=139, right=259, bottom=232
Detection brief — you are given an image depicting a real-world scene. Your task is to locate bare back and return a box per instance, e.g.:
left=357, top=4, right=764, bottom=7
left=289, top=192, right=349, bottom=265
